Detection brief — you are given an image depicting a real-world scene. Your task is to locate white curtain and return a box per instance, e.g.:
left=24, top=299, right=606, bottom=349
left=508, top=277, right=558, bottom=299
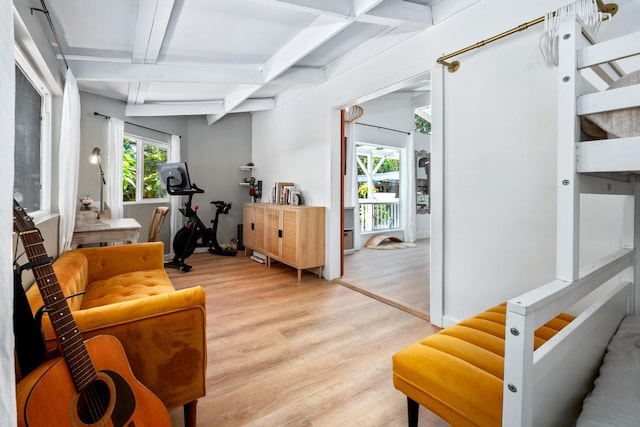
left=106, top=118, right=124, bottom=219
left=1, top=2, right=16, bottom=421
left=401, top=134, right=416, bottom=242
left=58, top=68, right=82, bottom=253
left=344, top=123, right=361, bottom=249
left=169, top=134, right=182, bottom=258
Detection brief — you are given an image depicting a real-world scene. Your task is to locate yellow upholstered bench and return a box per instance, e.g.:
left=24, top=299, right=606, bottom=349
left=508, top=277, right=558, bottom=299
left=25, top=242, right=206, bottom=427
left=392, top=303, right=574, bottom=426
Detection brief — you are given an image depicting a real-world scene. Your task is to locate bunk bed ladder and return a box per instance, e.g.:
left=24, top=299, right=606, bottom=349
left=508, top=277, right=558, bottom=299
left=555, top=20, right=640, bottom=287
left=503, top=16, right=640, bottom=427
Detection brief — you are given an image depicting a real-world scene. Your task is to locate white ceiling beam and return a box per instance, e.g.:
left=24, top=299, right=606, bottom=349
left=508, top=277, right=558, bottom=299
left=268, top=0, right=383, bottom=17
left=132, top=0, right=175, bottom=64
left=274, top=83, right=317, bottom=107
left=206, top=85, right=261, bottom=125
left=325, top=26, right=418, bottom=80
left=351, top=0, right=385, bottom=16
left=127, top=82, right=150, bottom=104
left=224, top=85, right=263, bottom=112
left=273, top=67, right=327, bottom=84
left=267, top=0, right=352, bottom=17
left=68, top=60, right=264, bottom=84
left=231, top=98, right=277, bottom=113
left=126, top=101, right=224, bottom=117
left=262, top=15, right=351, bottom=82
left=208, top=14, right=353, bottom=125
left=358, top=0, right=432, bottom=30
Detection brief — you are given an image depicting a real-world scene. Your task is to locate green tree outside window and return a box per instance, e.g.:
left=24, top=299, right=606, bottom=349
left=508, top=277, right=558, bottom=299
left=415, top=114, right=431, bottom=134
left=123, top=135, right=169, bottom=203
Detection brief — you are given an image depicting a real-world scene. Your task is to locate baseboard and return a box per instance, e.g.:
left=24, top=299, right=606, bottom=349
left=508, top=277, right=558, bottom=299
left=441, top=315, right=462, bottom=328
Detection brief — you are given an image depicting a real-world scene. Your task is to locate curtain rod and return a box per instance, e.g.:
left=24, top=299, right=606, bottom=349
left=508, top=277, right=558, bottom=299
left=356, top=122, right=411, bottom=135
left=31, top=0, right=68, bottom=69
left=93, top=112, right=179, bottom=138
left=436, top=1, right=619, bottom=73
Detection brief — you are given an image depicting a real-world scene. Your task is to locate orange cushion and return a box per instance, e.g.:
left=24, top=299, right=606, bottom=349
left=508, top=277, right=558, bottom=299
left=392, top=303, right=575, bottom=426
left=81, top=269, right=174, bottom=309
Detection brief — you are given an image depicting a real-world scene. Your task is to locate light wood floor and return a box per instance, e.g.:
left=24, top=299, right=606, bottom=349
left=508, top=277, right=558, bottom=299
left=166, top=253, right=446, bottom=426
left=339, top=239, right=430, bottom=319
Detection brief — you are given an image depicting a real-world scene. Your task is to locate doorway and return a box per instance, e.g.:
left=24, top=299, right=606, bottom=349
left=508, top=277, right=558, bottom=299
left=338, top=82, right=432, bottom=319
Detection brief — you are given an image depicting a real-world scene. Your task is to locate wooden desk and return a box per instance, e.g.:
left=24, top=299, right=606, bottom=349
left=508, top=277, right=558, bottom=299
left=72, top=218, right=142, bottom=247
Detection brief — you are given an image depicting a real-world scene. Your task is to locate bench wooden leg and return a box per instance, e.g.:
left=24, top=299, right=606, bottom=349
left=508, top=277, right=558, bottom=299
left=184, top=400, right=197, bottom=427
left=407, top=397, right=419, bottom=427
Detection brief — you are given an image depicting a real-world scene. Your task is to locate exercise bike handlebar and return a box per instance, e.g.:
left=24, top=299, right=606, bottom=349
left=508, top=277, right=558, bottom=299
left=166, top=177, right=205, bottom=195
left=211, top=200, right=232, bottom=214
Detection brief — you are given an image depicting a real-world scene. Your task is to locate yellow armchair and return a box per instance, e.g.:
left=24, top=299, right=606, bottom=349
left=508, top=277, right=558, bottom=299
left=25, top=242, right=206, bottom=427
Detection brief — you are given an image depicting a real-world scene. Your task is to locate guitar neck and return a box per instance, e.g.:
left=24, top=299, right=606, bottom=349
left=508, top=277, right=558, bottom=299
left=18, top=229, right=97, bottom=391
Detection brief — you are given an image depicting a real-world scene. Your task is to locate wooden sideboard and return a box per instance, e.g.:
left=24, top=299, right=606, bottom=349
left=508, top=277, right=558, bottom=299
left=243, top=203, right=325, bottom=282
left=243, top=203, right=267, bottom=256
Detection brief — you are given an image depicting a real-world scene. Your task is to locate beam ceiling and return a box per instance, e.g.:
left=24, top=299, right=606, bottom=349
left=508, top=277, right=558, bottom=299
left=30, top=0, right=471, bottom=123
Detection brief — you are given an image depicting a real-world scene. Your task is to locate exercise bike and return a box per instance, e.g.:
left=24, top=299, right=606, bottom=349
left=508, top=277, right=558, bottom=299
left=161, top=165, right=236, bottom=272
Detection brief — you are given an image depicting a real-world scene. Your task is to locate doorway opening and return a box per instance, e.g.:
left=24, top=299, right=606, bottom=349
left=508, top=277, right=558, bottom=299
left=338, top=82, right=432, bottom=319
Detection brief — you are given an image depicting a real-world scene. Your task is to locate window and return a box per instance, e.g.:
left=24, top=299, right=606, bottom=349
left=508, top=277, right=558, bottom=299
left=415, top=106, right=431, bottom=135
left=356, top=143, right=401, bottom=231
left=123, top=134, right=169, bottom=203
left=13, top=58, right=51, bottom=215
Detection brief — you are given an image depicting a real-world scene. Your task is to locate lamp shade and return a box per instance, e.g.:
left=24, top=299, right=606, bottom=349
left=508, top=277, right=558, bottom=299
left=89, top=147, right=101, bottom=164
left=344, top=105, right=364, bottom=124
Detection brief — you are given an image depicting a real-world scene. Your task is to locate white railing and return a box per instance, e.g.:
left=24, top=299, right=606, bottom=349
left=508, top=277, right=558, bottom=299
left=359, top=200, right=400, bottom=232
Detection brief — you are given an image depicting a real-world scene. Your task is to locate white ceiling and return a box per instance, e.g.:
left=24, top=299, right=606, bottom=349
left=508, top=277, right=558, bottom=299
left=30, top=0, right=477, bottom=124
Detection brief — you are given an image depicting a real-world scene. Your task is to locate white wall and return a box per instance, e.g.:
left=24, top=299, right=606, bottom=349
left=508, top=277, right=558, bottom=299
left=186, top=114, right=252, bottom=245
left=439, top=28, right=559, bottom=324
left=252, top=0, right=625, bottom=326
left=253, top=93, right=335, bottom=274
left=1, top=0, right=16, bottom=423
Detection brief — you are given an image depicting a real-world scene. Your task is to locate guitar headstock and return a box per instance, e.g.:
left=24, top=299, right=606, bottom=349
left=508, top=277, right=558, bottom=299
left=13, top=198, right=36, bottom=233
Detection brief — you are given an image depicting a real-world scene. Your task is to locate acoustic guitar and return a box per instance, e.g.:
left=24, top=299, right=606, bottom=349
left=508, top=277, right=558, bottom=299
left=13, top=199, right=171, bottom=427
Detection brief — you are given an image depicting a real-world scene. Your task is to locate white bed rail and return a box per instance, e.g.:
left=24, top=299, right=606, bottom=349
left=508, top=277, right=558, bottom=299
left=503, top=249, right=634, bottom=426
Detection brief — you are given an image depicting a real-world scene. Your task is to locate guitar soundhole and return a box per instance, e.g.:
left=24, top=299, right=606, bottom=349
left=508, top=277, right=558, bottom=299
left=76, top=379, right=111, bottom=424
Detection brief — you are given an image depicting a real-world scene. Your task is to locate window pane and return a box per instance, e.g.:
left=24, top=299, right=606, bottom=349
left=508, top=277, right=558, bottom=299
left=142, top=143, right=167, bottom=199
left=123, top=138, right=137, bottom=202
left=14, top=66, right=42, bottom=212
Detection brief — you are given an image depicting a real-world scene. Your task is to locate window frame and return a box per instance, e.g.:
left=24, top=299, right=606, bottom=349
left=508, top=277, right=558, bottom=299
left=14, top=46, right=52, bottom=218
left=123, top=133, right=171, bottom=205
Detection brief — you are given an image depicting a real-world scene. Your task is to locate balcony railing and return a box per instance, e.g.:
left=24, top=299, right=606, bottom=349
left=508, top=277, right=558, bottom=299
left=359, top=200, right=400, bottom=232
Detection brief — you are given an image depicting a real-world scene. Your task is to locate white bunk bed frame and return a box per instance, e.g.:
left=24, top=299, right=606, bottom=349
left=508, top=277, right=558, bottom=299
left=502, top=16, right=640, bottom=427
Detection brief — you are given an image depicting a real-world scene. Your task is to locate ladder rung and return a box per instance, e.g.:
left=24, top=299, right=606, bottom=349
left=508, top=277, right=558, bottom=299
left=577, top=136, right=640, bottom=173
